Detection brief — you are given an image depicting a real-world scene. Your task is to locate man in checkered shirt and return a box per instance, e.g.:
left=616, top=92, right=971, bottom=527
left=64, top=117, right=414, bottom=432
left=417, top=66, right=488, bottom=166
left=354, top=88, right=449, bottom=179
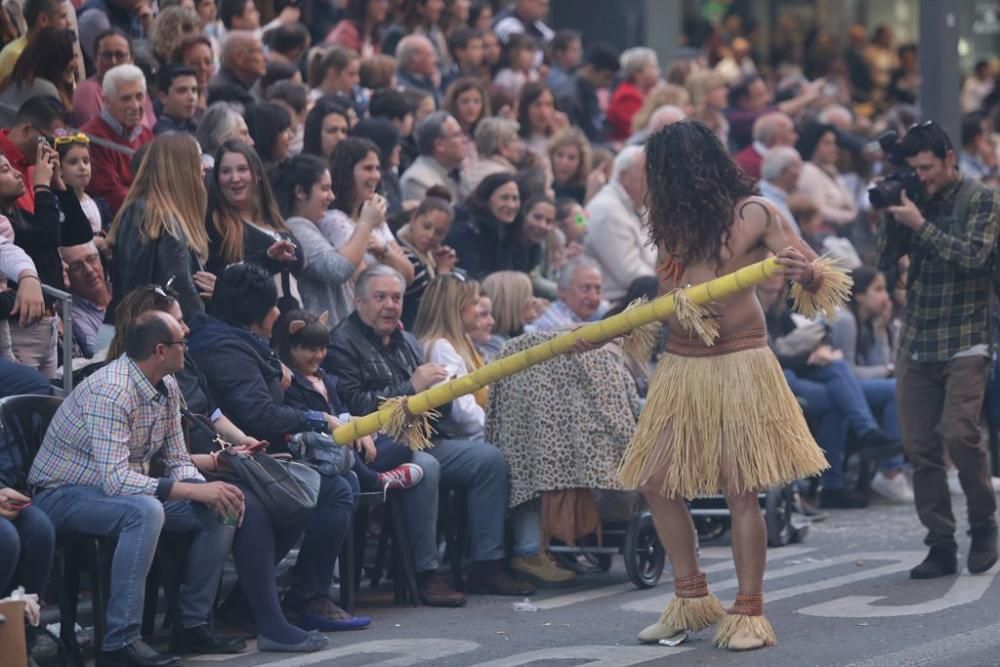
left=29, top=311, right=247, bottom=666
left=877, top=121, right=1000, bottom=583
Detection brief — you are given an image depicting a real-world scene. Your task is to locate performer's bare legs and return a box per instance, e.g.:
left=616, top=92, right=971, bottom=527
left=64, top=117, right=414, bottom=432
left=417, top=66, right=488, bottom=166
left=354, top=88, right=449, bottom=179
left=636, top=440, right=770, bottom=650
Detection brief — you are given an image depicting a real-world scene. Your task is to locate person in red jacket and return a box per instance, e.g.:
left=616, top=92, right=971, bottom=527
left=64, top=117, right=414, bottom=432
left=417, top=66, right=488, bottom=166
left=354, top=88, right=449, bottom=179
left=606, top=47, right=660, bottom=142
left=80, top=63, right=153, bottom=214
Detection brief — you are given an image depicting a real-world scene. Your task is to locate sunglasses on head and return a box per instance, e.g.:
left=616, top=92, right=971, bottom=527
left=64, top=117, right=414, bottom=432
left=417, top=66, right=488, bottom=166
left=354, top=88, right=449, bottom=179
left=54, top=132, right=90, bottom=146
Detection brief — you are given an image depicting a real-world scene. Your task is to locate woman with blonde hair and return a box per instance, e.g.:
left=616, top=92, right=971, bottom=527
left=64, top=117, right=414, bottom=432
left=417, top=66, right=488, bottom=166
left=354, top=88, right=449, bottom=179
left=631, top=83, right=691, bottom=134
left=413, top=274, right=487, bottom=439
left=150, top=6, right=200, bottom=65
left=685, top=69, right=730, bottom=146
left=478, top=270, right=544, bottom=359
left=108, top=132, right=213, bottom=318
left=547, top=127, right=591, bottom=204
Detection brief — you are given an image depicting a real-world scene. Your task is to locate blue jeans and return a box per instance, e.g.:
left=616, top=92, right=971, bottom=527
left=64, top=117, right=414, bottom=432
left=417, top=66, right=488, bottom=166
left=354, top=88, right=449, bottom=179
left=796, top=361, right=881, bottom=437
left=33, top=485, right=235, bottom=651
left=510, top=507, right=541, bottom=558
left=0, top=358, right=52, bottom=398
left=400, top=438, right=508, bottom=573
left=861, top=378, right=905, bottom=472
left=0, top=505, right=55, bottom=596
left=786, top=370, right=850, bottom=489
left=290, top=471, right=358, bottom=599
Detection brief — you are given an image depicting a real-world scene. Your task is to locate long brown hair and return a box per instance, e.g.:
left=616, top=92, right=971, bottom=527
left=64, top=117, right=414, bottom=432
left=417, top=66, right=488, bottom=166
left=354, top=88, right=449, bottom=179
left=108, top=132, right=210, bottom=262
left=644, top=121, right=757, bottom=268
left=207, top=139, right=288, bottom=264
left=413, top=274, right=481, bottom=373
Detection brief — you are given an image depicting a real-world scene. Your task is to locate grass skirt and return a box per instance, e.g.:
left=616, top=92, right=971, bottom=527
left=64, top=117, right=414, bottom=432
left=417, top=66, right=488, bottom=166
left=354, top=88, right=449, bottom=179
left=618, top=334, right=829, bottom=499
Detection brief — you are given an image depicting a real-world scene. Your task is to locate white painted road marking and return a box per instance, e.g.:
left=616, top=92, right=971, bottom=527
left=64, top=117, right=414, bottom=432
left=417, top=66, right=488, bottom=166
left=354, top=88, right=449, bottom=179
left=190, top=639, right=481, bottom=666
left=800, top=562, right=1000, bottom=617
left=466, top=644, right=691, bottom=667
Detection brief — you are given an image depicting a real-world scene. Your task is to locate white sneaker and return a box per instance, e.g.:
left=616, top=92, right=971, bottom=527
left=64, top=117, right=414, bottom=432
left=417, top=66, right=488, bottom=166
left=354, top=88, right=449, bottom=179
left=871, top=472, right=914, bottom=503
left=948, top=469, right=963, bottom=496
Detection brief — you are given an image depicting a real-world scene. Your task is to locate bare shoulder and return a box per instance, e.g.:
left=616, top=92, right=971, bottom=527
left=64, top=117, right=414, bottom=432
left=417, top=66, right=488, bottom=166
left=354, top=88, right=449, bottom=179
left=735, top=196, right=780, bottom=229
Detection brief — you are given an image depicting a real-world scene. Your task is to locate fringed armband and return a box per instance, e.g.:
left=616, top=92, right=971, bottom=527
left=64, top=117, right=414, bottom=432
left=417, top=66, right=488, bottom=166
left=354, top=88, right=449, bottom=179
left=789, top=257, right=853, bottom=320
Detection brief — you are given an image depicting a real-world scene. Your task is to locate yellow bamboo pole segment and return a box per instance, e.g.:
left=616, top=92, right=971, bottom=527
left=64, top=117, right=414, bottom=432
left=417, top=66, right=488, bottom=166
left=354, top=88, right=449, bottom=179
left=332, top=257, right=780, bottom=445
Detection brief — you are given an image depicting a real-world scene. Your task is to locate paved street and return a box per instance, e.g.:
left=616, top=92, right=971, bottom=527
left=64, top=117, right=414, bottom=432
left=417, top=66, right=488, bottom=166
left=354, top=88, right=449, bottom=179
left=166, top=495, right=1000, bottom=667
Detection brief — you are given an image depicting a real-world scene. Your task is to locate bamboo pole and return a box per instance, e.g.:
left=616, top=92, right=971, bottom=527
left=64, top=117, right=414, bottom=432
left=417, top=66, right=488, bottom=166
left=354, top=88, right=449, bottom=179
left=332, top=257, right=781, bottom=447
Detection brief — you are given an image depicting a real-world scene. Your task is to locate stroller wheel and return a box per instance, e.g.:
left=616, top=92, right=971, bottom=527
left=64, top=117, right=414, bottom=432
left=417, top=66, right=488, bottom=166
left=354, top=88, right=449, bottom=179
left=624, top=510, right=665, bottom=589
left=765, top=486, right=794, bottom=547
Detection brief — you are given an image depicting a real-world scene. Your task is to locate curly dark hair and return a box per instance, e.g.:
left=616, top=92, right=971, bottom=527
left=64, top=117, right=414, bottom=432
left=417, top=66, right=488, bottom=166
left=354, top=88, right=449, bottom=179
left=644, top=120, right=757, bottom=268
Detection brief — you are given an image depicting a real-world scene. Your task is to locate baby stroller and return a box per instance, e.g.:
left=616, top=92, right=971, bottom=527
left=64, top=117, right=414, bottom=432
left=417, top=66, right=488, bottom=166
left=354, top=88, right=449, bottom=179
left=690, top=484, right=810, bottom=547
left=547, top=490, right=666, bottom=589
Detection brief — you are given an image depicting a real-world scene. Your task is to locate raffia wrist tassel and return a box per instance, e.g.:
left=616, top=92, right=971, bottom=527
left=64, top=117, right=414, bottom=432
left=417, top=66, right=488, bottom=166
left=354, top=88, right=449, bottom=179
left=789, top=256, right=853, bottom=320
left=673, top=289, right=720, bottom=346
left=619, top=297, right=663, bottom=363
left=379, top=396, right=440, bottom=451
left=714, top=592, right=777, bottom=650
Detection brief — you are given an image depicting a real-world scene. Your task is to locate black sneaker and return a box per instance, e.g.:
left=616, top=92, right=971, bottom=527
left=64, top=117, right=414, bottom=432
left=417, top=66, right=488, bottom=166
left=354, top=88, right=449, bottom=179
left=857, top=430, right=903, bottom=461
left=169, top=624, right=247, bottom=655
left=910, top=544, right=958, bottom=579
left=819, top=487, right=869, bottom=509
left=968, top=523, right=998, bottom=574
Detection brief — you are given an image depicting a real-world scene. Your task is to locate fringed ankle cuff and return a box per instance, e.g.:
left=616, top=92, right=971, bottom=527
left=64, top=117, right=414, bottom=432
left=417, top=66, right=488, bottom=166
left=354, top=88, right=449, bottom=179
left=789, top=256, right=853, bottom=320
left=714, top=592, right=776, bottom=651
left=655, top=592, right=725, bottom=634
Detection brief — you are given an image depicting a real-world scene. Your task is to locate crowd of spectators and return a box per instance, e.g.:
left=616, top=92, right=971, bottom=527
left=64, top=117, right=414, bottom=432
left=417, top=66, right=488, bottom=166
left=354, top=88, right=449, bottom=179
left=0, top=0, right=998, bottom=663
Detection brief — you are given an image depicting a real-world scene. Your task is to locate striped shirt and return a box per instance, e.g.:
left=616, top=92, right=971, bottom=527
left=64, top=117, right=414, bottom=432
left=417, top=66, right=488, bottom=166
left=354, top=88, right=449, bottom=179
left=28, top=356, right=202, bottom=496
left=877, top=176, right=1000, bottom=362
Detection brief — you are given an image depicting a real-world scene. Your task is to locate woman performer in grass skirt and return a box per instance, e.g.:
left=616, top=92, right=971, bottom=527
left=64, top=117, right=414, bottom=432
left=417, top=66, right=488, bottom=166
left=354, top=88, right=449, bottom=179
left=618, top=121, right=849, bottom=651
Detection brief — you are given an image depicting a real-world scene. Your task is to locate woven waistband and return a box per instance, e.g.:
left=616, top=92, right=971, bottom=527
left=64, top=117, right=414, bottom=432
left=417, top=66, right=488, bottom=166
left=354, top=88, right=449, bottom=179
left=665, top=326, right=768, bottom=357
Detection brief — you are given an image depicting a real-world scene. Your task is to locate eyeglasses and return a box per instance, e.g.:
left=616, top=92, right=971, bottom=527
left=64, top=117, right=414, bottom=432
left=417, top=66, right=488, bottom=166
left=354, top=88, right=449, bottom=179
left=66, top=252, right=101, bottom=274
left=54, top=132, right=90, bottom=146
left=98, top=50, right=130, bottom=61
left=161, top=338, right=189, bottom=348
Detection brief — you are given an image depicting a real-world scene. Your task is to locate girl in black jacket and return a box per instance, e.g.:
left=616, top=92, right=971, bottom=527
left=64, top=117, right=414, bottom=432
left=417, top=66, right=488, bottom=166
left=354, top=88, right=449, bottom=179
left=274, top=308, right=422, bottom=492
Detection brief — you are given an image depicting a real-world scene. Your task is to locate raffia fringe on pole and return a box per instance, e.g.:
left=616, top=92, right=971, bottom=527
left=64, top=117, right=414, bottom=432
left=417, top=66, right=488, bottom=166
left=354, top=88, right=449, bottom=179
left=673, top=289, right=719, bottom=346
left=378, top=397, right=440, bottom=451
left=620, top=298, right=662, bottom=363
left=618, top=344, right=829, bottom=498
left=789, top=256, right=853, bottom=320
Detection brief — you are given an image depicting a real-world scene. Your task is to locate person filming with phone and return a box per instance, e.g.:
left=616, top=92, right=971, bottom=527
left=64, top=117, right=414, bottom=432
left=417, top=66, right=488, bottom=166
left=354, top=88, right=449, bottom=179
left=875, top=120, right=1000, bottom=581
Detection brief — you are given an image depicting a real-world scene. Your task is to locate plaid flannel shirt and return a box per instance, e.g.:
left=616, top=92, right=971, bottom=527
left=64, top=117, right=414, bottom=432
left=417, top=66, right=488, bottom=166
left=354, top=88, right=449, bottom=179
left=28, top=356, right=203, bottom=496
left=877, top=176, right=1000, bottom=362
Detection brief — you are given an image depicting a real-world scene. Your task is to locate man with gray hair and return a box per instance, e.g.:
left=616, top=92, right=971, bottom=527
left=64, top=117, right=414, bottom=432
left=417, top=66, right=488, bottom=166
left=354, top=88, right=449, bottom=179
left=400, top=111, right=467, bottom=202
left=583, top=145, right=656, bottom=304
left=328, top=265, right=534, bottom=606
left=758, top=146, right=803, bottom=233
left=733, top=111, right=798, bottom=180
left=527, top=256, right=605, bottom=332
left=81, top=63, right=154, bottom=213
left=607, top=46, right=661, bottom=141
left=396, top=34, right=441, bottom=106
left=60, top=240, right=113, bottom=359
left=210, top=30, right=267, bottom=103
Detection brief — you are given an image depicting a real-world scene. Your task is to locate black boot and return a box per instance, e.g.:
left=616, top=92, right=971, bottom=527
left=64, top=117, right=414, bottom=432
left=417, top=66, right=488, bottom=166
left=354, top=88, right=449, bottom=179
left=968, top=523, right=998, bottom=574
left=910, top=543, right=958, bottom=579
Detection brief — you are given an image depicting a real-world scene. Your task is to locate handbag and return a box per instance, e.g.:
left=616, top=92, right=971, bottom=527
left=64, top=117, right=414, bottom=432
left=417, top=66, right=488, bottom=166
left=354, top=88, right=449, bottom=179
left=181, top=409, right=321, bottom=525
left=217, top=449, right=321, bottom=525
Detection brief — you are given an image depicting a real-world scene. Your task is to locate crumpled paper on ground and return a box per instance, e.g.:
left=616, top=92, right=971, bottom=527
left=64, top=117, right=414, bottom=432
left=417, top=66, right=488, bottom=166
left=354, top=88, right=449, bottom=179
left=2, top=587, right=40, bottom=626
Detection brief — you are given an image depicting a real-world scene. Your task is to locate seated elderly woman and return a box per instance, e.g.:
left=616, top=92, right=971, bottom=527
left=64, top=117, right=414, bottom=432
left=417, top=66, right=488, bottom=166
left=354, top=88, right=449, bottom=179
left=187, top=263, right=370, bottom=634
left=463, top=117, right=522, bottom=198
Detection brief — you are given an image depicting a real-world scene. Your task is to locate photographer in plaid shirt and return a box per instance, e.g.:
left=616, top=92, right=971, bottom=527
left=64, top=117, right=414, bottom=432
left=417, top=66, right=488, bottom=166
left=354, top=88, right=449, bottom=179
left=28, top=311, right=247, bottom=667
left=877, top=121, right=1000, bottom=582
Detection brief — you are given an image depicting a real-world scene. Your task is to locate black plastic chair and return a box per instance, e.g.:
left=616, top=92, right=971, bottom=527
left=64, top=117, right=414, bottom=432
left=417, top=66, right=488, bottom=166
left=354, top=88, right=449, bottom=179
left=0, top=394, right=108, bottom=667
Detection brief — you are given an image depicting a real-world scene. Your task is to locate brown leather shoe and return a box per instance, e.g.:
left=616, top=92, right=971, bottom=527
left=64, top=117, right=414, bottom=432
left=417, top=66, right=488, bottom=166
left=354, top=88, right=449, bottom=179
left=418, top=572, right=467, bottom=607
left=467, top=560, right=537, bottom=596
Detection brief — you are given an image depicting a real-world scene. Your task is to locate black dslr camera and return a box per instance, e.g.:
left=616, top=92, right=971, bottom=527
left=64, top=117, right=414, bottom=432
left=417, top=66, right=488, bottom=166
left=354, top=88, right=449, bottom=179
left=867, top=130, right=923, bottom=209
